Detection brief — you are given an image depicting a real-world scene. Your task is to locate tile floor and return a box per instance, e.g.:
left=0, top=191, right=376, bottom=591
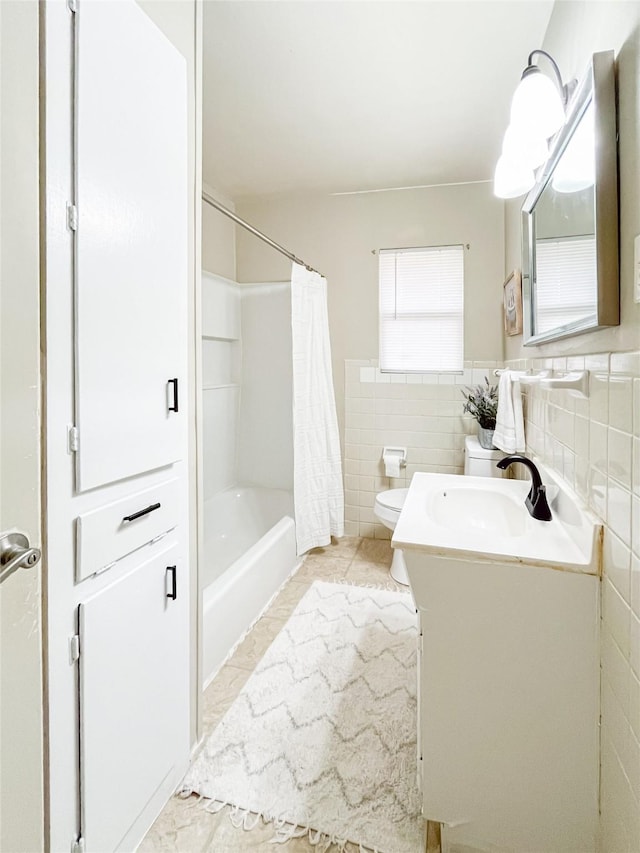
left=139, top=536, right=427, bottom=853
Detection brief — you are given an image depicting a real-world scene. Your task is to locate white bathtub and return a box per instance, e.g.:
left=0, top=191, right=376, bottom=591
left=202, top=486, right=299, bottom=688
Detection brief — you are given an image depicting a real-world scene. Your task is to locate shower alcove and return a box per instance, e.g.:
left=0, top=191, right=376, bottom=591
left=200, top=272, right=300, bottom=686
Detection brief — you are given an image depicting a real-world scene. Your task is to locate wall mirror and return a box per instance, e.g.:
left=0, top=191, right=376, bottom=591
left=521, top=50, right=618, bottom=345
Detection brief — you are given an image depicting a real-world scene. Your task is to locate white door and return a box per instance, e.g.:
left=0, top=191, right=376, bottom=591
left=74, top=0, right=187, bottom=491
left=0, top=2, right=44, bottom=852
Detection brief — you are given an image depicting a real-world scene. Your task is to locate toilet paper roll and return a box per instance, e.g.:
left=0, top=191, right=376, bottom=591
left=384, top=457, right=401, bottom=478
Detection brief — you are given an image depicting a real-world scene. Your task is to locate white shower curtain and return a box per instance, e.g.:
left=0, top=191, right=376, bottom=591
left=291, top=263, right=344, bottom=554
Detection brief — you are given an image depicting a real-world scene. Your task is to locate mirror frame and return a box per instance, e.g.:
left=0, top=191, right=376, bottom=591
left=521, top=50, right=619, bottom=346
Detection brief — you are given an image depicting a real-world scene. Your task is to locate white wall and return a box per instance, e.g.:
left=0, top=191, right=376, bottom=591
left=503, top=4, right=640, bottom=850
left=235, top=182, right=506, bottom=438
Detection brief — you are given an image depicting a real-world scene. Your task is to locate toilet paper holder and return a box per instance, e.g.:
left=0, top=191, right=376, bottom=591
left=382, top=446, right=407, bottom=477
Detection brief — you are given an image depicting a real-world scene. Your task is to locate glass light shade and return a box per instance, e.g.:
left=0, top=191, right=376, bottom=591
left=510, top=69, right=566, bottom=139
left=493, top=155, right=535, bottom=199
left=502, top=123, right=549, bottom=169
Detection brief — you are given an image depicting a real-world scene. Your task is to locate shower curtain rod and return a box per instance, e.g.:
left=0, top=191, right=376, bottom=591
left=202, top=190, right=322, bottom=277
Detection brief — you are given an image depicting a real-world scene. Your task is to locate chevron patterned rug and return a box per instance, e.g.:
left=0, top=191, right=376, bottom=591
left=181, top=581, right=424, bottom=852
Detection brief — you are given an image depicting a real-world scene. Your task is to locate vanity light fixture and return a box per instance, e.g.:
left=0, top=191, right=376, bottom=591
left=494, top=49, right=577, bottom=199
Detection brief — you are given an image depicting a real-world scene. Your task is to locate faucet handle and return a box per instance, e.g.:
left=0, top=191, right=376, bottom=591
left=526, top=483, right=552, bottom=522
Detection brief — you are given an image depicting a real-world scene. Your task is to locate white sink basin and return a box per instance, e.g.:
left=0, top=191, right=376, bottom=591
left=392, top=471, right=601, bottom=573
left=430, top=487, right=527, bottom=538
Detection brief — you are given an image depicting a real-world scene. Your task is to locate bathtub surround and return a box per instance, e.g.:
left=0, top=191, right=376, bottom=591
left=201, top=274, right=294, bottom=505
left=292, top=266, right=344, bottom=554
left=201, top=272, right=241, bottom=501
left=344, top=359, right=499, bottom=538
left=200, top=266, right=346, bottom=686
left=182, top=580, right=423, bottom=853
left=237, top=283, right=294, bottom=490
left=201, top=274, right=297, bottom=686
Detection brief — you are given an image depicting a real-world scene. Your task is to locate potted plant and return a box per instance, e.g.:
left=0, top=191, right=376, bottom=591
left=461, top=376, right=499, bottom=449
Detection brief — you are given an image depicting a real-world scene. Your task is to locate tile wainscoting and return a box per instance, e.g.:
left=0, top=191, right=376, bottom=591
left=343, top=359, right=500, bottom=539
left=508, top=352, right=640, bottom=853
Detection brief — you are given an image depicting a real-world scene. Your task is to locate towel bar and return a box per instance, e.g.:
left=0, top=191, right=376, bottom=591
left=493, top=369, right=589, bottom=398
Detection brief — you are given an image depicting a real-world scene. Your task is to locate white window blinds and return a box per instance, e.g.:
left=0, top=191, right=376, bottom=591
left=534, top=235, right=597, bottom=335
left=379, top=245, right=464, bottom=373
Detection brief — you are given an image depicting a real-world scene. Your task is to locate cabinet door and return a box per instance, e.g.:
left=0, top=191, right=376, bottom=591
left=74, top=0, right=187, bottom=491
left=79, top=544, right=188, bottom=853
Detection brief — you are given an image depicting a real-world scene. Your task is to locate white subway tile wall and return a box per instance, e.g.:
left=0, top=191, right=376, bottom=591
left=507, top=352, right=640, bottom=851
left=343, top=359, right=499, bottom=539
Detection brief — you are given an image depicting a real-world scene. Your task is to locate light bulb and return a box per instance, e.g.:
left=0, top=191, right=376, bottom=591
left=493, top=155, right=535, bottom=199
left=510, top=68, right=566, bottom=139
left=502, top=123, right=549, bottom=169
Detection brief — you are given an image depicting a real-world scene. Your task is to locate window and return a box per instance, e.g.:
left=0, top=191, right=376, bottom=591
left=534, top=235, right=597, bottom=336
left=378, top=245, right=464, bottom=373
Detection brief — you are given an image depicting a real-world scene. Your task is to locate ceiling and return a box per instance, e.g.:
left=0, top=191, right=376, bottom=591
left=202, top=1, right=555, bottom=200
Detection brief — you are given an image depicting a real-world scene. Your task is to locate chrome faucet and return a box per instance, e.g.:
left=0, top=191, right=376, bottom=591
left=496, top=454, right=553, bottom=521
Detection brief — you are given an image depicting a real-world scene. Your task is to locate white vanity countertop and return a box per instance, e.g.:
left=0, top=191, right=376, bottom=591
left=392, top=471, right=602, bottom=575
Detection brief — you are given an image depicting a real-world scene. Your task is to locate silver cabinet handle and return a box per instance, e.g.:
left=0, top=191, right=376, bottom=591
left=0, top=532, right=41, bottom=585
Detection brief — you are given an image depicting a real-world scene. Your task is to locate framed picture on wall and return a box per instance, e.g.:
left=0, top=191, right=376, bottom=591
left=503, top=270, right=523, bottom=336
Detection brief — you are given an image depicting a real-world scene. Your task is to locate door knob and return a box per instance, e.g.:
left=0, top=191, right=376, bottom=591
left=0, top=532, right=41, bottom=585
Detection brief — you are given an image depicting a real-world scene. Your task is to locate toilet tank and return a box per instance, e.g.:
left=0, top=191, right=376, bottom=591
left=464, top=435, right=505, bottom=478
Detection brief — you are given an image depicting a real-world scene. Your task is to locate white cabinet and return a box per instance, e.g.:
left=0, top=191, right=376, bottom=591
left=42, top=0, right=192, bottom=849
left=79, top=542, right=189, bottom=853
left=74, top=0, right=187, bottom=491
left=406, top=553, right=600, bottom=853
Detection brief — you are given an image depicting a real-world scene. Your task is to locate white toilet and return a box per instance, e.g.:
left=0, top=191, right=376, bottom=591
left=373, top=436, right=506, bottom=586
left=463, top=435, right=506, bottom=477
left=373, top=489, right=410, bottom=585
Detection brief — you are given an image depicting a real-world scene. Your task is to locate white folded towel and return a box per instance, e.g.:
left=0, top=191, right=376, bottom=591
left=493, top=371, right=525, bottom=453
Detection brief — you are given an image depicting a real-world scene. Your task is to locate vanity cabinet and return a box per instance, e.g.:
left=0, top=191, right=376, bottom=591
left=407, top=553, right=600, bottom=853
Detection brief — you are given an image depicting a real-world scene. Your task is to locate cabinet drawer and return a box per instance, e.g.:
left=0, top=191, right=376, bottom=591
left=76, top=478, right=179, bottom=581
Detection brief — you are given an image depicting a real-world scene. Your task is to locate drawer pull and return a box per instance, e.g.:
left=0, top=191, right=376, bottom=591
left=122, top=502, right=161, bottom=523
left=166, top=565, right=177, bottom=600
left=168, top=377, right=179, bottom=413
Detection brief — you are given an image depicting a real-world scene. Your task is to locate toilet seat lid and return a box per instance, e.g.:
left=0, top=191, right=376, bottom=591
left=375, top=488, right=409, bottom=511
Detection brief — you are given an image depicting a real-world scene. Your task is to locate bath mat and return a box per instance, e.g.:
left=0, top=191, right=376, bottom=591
left=181, top=581, right=424, bottom=853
